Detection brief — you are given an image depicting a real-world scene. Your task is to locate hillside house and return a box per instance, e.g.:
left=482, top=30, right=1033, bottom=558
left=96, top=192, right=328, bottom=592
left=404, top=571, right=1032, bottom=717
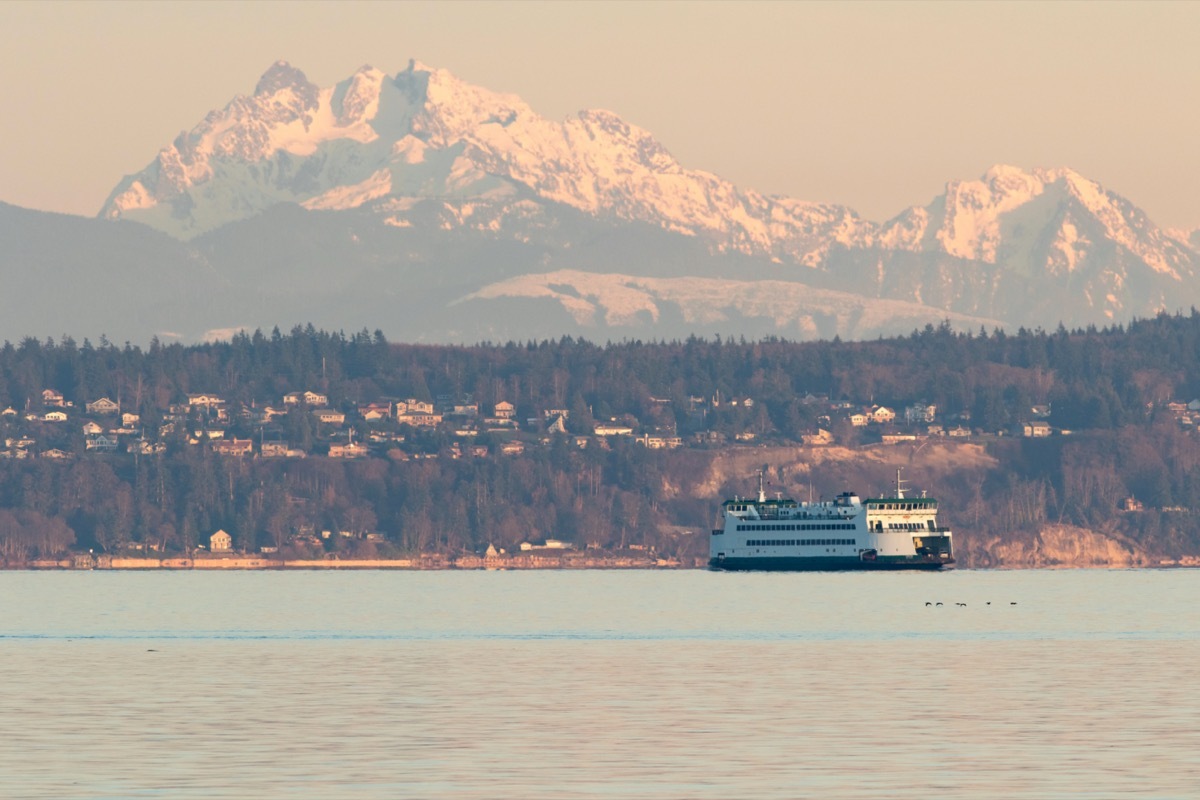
left=42, top=410, right=68, bottom=422
left=209, top=530, right=232, bottom=552
left=905, top=404, right=937, bottom=424
left=187, top=393, right=225, bottom=409
left=312, top=409, right=346, bottom=426
left=211, top=438, right=253, bottom=456
left=284, top=391, right=328, bottom=407
left=85, top=435, right=120, bottom=452
left=42, top=389, right=69, bottom=407
left=358, top=402, right=392, bottom=420
left=399, top=411, right=442, bottom=427
left=870, top=406, right=896, bottom=424
left=130, top=440, right=166, bottom=455
left=594, top=424, right=633, bottom=437
left=636, top=434, right=683, bottom=449
left=86, top=397, right=120, bottom=415
left=328, top=441, right=369, bottom=459
left=493, top=401, right=515, bottom=419
left=81, top=421, right=103, bottom=435
left=401, top=399, right=435, bottom=416
left=1023, top=421, right=1052, bottom=438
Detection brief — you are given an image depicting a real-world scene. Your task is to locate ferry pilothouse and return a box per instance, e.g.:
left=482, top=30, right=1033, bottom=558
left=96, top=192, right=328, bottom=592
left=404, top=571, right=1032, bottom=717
left=709, top=469, right=954, bottom=571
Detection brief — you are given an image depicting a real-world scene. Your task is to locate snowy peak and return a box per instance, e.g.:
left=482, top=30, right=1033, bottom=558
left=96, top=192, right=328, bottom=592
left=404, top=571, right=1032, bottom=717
left=865, top=164, right=1195, bottom=282
left=333, top=65, right=386, bottom=127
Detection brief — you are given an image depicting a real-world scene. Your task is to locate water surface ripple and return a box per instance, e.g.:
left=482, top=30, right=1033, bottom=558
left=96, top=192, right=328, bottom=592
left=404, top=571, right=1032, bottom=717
left=2, top=570, right=1197, bottom=798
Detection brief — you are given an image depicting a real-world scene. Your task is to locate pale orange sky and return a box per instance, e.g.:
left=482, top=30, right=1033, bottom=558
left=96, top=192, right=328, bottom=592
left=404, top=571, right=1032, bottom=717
left=2, top=0, right=1198, bottom=229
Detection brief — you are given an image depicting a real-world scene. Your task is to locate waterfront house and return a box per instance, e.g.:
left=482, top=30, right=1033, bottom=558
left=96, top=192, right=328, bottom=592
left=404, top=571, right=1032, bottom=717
left=210, top=530, right=232, bottom=552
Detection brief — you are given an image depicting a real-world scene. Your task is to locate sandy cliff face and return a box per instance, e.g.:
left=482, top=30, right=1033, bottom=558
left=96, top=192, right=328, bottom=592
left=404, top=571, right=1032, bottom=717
left=964, top=523, right=1152, bottom=569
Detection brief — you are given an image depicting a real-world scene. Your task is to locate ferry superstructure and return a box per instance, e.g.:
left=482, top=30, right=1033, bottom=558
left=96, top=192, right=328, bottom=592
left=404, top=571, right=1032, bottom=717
left=709, top=470, right=954, bottom=571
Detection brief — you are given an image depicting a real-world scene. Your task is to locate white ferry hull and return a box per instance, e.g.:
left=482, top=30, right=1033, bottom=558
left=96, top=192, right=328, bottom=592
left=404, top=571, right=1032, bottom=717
left=710, top=474, right=955, bottom=572
left=709, top=554, right=950, bottom=571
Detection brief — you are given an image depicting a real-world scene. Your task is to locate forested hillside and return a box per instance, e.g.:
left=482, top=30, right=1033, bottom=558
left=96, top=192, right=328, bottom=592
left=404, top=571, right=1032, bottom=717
left=4, top=315, right=1200, bottom=566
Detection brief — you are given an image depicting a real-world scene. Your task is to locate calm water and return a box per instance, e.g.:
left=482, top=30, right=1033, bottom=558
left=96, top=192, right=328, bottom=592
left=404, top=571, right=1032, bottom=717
left=2, top=569, right=1199, bottom=799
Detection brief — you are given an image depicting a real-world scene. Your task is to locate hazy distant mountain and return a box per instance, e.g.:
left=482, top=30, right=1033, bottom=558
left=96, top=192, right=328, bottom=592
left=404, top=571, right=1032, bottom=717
left=28, top=60, right=1200, bottom=342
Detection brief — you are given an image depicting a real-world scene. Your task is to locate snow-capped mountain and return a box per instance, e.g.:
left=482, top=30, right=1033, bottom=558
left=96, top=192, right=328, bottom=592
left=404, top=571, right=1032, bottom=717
left=101, top=60, right=864, bottom=257
left=93, top=60, right=1200, bottom=341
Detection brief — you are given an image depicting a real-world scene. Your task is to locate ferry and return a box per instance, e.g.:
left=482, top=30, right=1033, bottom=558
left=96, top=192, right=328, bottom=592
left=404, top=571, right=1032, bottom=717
left=709, top=469, right=954, bottom=571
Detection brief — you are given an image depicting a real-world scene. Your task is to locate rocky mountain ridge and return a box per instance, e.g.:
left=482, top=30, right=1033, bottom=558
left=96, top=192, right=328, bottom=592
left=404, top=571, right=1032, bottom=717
left=32, top=60, right=1200, bottom=342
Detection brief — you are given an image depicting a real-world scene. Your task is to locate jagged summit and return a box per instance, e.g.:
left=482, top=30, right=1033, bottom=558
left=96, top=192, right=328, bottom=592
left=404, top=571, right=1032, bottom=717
left=99, top=59, right=862, bottom=254
left=253, top=60, right=315, bottom=97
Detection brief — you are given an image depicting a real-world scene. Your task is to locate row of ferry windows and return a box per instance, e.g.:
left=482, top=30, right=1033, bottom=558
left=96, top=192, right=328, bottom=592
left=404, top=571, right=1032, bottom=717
left=870, top=502, right=932, bottom=511
left=737, top=522, right=853, bottom=532
left=747, top=539, right=856, bottom=547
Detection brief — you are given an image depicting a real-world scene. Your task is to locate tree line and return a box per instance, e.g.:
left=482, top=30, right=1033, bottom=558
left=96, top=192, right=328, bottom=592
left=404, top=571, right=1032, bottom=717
left=4, top=313, right=1200, bottom=562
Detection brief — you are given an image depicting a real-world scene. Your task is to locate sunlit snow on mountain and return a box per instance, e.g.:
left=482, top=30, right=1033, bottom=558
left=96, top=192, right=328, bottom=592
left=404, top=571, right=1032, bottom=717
left=17, top=59, right=1197, bottom=343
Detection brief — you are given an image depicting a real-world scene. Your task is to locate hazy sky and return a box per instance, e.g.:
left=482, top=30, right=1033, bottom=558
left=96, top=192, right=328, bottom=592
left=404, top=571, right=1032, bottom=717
left=2, top=0, right=1198, bottom=228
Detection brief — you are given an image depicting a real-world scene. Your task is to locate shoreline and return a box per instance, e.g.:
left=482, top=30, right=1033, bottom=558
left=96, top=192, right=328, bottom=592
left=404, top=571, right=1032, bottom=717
left=13, top=554, right=695, bottom=571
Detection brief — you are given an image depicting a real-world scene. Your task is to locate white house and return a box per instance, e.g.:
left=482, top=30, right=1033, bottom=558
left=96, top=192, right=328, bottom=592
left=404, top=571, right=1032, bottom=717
left=209, top=529, right=232, bottom=552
